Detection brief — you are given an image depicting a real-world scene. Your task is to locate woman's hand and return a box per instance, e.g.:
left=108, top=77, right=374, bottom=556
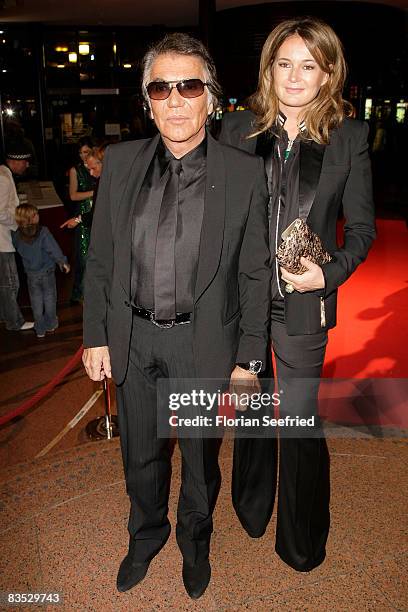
left=280, top=257, right=325, bottom=293
left=60, top=217, right=81, bottom=229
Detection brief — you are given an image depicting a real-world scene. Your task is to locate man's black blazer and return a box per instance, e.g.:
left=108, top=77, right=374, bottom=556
left=83, top=132, right=271, bottom=385
left=219, top=110, right=376, bottom=335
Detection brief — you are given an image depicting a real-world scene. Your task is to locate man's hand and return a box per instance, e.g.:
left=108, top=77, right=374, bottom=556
left=82, top=346, right=112, bottom=381
left=280, top=257, right=325, bottom=293
left=229, top=365, right=261, bottom=412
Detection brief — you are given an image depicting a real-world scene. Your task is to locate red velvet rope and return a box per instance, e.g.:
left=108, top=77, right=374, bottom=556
left=0, top=346, right=84, bottom=427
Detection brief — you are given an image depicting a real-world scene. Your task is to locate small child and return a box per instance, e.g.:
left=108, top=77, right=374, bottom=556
left=12, top=204, right=70, bottom=338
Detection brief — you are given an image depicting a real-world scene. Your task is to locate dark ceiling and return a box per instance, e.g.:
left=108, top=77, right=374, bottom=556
left=0, top=0, right=406, bottom=26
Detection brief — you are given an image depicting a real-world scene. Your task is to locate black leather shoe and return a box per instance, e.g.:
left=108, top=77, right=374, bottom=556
left=116, top=556, right=150, bottom=592
left=182, top=559, right=211, bottom=599
left=117, top=531, right=171, bottom=593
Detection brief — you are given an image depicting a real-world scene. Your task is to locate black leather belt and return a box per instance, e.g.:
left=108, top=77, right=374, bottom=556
left=132, top=306, right=191, bottom=328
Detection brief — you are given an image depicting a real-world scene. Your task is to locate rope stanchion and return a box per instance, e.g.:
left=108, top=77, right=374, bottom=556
left=86, top=377, right=119, bottom=440
left=0, top=346, right=84, bottom=427
left=35, top=390, right=103, bottom=458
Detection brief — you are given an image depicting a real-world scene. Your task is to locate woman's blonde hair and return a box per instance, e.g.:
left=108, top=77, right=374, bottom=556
left=249, top=17, right=353, bottom=144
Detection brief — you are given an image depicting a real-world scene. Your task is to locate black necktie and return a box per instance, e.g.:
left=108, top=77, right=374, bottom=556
left=154, top=158, right=182, bottom=320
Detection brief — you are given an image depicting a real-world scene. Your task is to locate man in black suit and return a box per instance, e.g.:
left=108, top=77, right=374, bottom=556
left=82, top=33, right=270, bottom=598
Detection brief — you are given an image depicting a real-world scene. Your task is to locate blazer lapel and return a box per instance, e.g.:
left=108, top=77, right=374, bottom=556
left=255, top=130, right=276, bottom=223
left=299, top=140, right=325, bottom=220
left=117, top=133, right=160, bottom=294
left=194, top=133, right=226, bottom=303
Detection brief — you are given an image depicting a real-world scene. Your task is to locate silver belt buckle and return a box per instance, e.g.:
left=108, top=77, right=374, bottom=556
left=150, top=312, right=175, bottom=328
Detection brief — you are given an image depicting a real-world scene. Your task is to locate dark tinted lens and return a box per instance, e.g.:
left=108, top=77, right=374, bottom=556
left=177, top=79, right=205, bottom=98
left=147, top=82, right=172, bottom=100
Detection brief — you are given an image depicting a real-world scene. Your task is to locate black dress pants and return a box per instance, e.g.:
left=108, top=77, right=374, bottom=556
left=232, top=319, right=330, bottom=572
left=116, top=315, right=221, bottom=566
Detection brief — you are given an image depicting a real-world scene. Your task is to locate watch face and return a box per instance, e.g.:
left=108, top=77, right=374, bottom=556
left=249, top=360, right=262, bottom=374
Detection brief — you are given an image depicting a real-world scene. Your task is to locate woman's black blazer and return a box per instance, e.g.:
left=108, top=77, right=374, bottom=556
left=219, top=110, right=376, bottom=335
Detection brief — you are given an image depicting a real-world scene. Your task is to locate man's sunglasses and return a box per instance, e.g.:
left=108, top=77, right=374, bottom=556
left=146, top=79, right=208, bottom=100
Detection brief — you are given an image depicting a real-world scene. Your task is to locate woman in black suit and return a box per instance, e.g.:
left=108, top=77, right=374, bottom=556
left=220, top=17, right=376, bottom=572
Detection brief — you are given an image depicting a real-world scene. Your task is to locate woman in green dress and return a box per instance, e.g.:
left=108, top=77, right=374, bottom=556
left=61, top=138, right=96, bottom=303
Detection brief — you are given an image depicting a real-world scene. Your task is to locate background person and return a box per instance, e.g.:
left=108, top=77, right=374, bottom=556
left=220, top=17, right=376, bottom=572
left=12, top=204, right=70, bottom=338
left=80, top=146, right=104, bottom=230
left=62, top=137, right=96, bottom=304
left=64, top=144, right=107, bottom=233
left=0, top=140, right=34, bottom=331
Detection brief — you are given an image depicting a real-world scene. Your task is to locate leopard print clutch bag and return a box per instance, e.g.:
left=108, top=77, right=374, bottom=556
left=276, top=218, right=332, bottom=274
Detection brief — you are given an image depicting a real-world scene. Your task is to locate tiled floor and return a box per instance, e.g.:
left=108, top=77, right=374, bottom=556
left=0, top=436, right=407, bottom=611
left=1, top=303, right=407, bottom=611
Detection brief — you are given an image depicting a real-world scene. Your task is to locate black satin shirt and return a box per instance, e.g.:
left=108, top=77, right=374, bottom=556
left=267, top=128, right=301, bottom=309
left=131, top=137, right=206, bottom=312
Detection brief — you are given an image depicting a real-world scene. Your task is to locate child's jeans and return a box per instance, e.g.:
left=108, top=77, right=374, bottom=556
left=27, top=268, right=58, bottom=336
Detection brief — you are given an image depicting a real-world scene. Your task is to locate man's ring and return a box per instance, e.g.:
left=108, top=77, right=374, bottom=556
left=285, top=283, right=295, bottom=294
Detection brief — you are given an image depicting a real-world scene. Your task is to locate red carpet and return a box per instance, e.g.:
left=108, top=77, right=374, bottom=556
left=320, top=219, right=408, bottom=428
left=323, top=219, right=408, bottom=378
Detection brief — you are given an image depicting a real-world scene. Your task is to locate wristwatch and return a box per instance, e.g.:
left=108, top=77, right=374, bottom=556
left=237, top=360, right=263, bottom=375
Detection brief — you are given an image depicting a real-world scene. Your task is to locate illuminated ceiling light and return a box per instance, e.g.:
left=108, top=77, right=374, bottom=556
left=57, top=64, right=65, bottom=69
left=79, top=43, right=90, bottom=55
left=90, top=54, right=95, bottom=60
left=2, top=39, right=5, bottom=44
left=123, top=63, right=132, bottom=69
left=113, top=44, right=117, bottom=54
left=2, top=69, right=6, bottom=73
left=68, top=52, right=78, bottom=63
left=6, top=108, right=14, bottom=116
left=55, top=46, right=68, bottom=52
left=0, top=31, right=4, bottom=34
